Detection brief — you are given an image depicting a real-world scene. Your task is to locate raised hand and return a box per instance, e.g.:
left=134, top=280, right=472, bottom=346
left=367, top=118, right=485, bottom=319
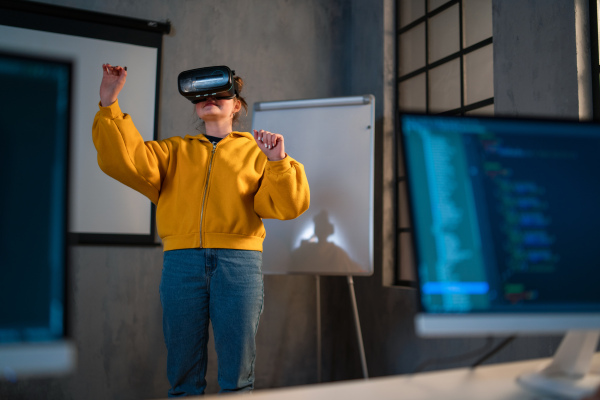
left=100, top=63, right=127, bottom=107
left=253, top=129, right=285, bottom=161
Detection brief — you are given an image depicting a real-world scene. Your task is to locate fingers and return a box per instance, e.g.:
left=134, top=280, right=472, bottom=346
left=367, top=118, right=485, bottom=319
left=102, top=63, right=114, bottom=75
left=253, top=129, right=282, bottom=149
left=254, top=129, right=274, bottom=148
left=102, top=63, right=128, bottom=76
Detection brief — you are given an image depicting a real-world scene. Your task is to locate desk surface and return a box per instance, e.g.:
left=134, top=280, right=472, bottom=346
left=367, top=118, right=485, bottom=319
left=196, top=353, right=600, bottom=400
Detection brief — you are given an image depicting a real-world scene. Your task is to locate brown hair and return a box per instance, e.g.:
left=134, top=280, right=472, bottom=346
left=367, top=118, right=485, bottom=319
left=232, top=75, right=248, bottom=125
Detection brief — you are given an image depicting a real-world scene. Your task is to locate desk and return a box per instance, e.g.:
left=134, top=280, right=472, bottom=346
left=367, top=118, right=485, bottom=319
left=197, top=353, right=600, bottom=400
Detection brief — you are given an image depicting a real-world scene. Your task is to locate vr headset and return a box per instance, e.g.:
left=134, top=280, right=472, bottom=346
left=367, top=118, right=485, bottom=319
left=178, top=65, right=238, bottom=104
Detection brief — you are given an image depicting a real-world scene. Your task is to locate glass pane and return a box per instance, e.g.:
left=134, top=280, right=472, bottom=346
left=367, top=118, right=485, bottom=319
left=429, top=59, right=460, bottom=112
left=428, top=0, right=449, bottom=12
left=398, top=233, right=416, bottom=282
left=464, top=44, right=494, bottom=105
left=399, top=0, right=425, bottom=28
left=399, top=73, right=426, bottom=112
left=463, top=0, right=492, bottom=47
left=465, top=104, right=495, bottom=115
left=399, top=23, right=426, bottom=75
left=428, top=4, right=459, bottom=63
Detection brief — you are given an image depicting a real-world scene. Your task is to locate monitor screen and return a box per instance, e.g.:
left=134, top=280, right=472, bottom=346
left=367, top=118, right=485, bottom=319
left=0, top=51, right=75, bottom=379
left=400, top=113, right=600, bottom=336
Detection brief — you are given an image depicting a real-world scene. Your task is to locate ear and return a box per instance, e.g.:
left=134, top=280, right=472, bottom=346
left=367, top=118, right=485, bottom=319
left=233, top=98, right=242, bottom=114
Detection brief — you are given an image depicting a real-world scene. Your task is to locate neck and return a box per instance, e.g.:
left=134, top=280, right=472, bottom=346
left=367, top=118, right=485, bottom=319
left=204, top=119, right=233, bottom=138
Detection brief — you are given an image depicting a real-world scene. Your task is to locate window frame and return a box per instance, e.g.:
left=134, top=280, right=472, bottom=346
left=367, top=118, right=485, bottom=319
left=394, top=0, right=494, bottom=286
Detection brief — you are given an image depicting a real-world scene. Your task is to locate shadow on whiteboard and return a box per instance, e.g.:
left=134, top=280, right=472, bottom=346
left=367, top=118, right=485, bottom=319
left=289, top=210, right=366, bottom=275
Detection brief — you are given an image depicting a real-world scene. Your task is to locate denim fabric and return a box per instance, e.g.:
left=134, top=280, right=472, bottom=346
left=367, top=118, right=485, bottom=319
left=159, top=248, right=264, bottom=397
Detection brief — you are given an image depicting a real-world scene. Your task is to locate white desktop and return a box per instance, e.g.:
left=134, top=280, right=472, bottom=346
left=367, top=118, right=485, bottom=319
left=197, top=353, right=600, bottom=400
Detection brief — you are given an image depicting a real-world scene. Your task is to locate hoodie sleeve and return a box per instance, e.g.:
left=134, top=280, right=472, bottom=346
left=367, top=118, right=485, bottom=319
left=92, top=100, right=170, bottom=205
left=254, top=155, right=310, bottom=220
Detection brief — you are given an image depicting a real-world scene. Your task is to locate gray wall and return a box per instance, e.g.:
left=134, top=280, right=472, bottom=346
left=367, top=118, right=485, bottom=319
left=0, top=0, right=586, bottom=399
left=493, top=0, right=579, bottom=117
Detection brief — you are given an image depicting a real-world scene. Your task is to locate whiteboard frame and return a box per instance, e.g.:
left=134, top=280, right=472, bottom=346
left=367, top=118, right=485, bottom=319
left=253, top=95, right=375, bottom=276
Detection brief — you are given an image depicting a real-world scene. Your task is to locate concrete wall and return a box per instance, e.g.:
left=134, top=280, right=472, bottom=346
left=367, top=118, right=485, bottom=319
left=493, top=0, right=579, bottom=118
left=0, top=0, right=586, bottom=399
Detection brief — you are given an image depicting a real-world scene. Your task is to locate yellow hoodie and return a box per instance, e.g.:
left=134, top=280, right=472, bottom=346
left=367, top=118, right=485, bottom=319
left=92, top=100, right=310, bottom=252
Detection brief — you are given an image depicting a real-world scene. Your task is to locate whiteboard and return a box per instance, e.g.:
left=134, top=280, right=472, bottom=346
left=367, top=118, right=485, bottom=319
left=252, top=96, right=374, bottom=276
left=0, top=20, right=159, bottom=243
left=0, top=2, right=168, bottom=244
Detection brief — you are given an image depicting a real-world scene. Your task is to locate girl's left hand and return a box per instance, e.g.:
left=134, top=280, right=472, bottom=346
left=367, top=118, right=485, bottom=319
left=253, top=129, right=286, bottom=161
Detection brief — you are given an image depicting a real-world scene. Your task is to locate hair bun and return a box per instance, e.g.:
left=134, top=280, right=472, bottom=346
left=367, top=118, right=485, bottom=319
left=232, top=75, right=248, bottom=122
left=234, top=75, right=244, bottom=94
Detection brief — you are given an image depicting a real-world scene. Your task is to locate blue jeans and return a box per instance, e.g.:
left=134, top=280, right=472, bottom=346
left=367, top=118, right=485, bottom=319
left=159, top=248, right=264, bottom=396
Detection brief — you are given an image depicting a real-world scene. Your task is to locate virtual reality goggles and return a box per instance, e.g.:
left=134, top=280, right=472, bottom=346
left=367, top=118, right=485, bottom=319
left=178, top=65, right=238, bottom=104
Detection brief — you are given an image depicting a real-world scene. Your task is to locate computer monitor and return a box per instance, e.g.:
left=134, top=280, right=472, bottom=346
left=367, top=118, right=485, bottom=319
left=400, top=113, right=600, bottom=398
left=0, top=51, right=76, bottom=379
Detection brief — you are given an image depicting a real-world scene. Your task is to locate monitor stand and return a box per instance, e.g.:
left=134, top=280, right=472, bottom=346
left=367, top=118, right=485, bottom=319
left=517, top=331, right=600, bottom=399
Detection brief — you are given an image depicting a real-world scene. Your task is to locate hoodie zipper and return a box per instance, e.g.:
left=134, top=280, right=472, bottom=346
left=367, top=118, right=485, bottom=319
left=199, top=141, right=217, bottom=248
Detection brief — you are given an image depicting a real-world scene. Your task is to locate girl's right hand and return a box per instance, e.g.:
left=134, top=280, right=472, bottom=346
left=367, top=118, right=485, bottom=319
left=100, top=63, right=127, bottom=107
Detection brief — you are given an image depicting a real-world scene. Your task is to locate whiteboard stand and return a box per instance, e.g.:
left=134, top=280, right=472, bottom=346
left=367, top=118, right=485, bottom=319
left=316, top=275, right=322, bottom=383
left=347, top=276, right=368, bottom=379
left=315, top=275, right=369, bottom=381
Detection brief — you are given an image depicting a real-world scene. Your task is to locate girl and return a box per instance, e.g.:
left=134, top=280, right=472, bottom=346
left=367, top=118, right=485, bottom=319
left=92, top=64, right=310, bottom=396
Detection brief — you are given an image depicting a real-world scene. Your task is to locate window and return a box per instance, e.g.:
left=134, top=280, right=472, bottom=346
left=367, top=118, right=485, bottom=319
left=395, top=0, right=494, bottom=285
